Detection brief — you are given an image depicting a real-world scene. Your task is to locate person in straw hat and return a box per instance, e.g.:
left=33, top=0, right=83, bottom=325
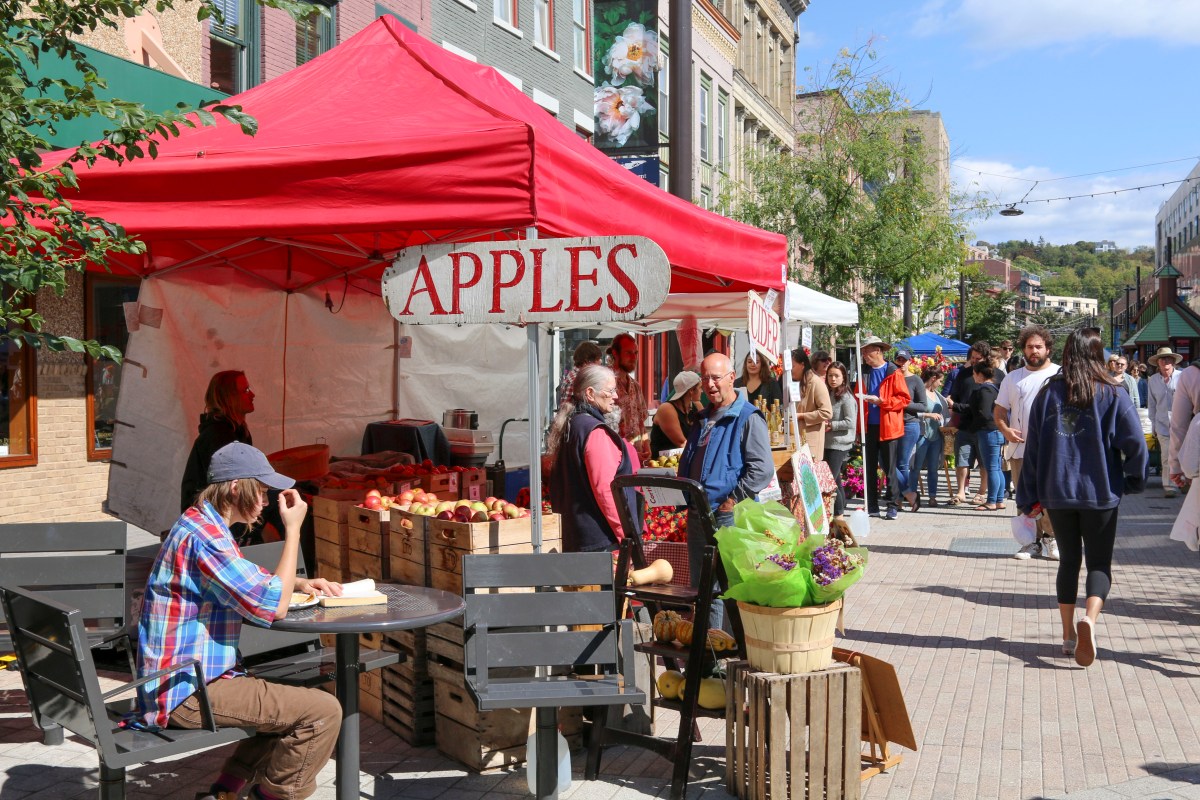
left=1147, top=346, right=1183, bottom=497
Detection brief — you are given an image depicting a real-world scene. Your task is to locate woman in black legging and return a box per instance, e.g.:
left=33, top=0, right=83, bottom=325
left=1015, top=328, right=1147, bottom=667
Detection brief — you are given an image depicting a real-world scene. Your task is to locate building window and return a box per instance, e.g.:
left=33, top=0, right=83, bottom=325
left=495, top=0, right=517, bottom=28
left=576, top=126, right=593, bottom=143
left=659, top=38, right=669, bottom=139
left=296, top=4, right=336, bottom=67
left=535, top=0, right=554, bottom=49
left=699, top=73, right=711, bottom=163
left=717, top=89, right=728, bottom=170
left=659, top=164, right=669, bottom=191
left=86, top=278, right=140, bottom=460
left=210, top=0, right=259, bottom=94
left=1, top=328, right=36, bottom=469
left=572, top=0, right=589, bottom=72
left=700, top=187, right=712, bottom=209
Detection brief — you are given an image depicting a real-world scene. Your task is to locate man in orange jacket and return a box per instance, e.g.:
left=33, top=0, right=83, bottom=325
left=857, top=336, right=911, bottom=520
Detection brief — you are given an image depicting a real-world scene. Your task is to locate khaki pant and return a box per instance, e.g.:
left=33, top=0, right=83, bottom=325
left=1009, top=458, right=1054, bottom=539
left=170, top=676, right=341, bottom=800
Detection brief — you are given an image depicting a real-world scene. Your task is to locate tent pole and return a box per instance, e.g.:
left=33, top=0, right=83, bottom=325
left=856, top=329, right=865, bottom=449
left=526, top=228, right=543, bottom=552
left=392, top=320, right=401, bottom=419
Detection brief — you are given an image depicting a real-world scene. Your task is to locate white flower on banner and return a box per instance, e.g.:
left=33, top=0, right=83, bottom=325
left=605, top=22, right=661, bottom=86
left=595, top=83, right=656, bottom=147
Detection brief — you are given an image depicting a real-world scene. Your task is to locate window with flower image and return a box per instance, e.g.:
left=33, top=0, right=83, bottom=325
left=591, top=0, right=661, bottom=153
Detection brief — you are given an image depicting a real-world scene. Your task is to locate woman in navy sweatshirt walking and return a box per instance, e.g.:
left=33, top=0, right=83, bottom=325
left=1016, top=328, right=1147, bottom=667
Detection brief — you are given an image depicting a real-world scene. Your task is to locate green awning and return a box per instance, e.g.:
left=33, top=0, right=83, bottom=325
left=24, top=40, right=227, bottom=148
left=1123, top=306, right=1200, bottom=346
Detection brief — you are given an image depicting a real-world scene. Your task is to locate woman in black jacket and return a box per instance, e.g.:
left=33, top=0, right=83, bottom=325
left=955, top=362, right=1004, bottom=510
left=180, top=371, right=256, bottom=512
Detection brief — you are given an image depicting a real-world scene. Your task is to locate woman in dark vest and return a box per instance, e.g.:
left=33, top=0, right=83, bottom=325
left=547, top=364, right=640, bottom=552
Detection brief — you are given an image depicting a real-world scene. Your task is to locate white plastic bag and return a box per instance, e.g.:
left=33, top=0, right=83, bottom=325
left=1010, top=514, right=1038, bottom=546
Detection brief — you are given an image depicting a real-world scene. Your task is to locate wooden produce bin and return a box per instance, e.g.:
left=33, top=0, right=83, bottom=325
left=426, top=659, right=583, bottom=772
left=458, top=469, right=487, bottom=501
left=426, top=513, right=562, bottom=595
left=380, top=629, right=436, bottom=745
left=422, top=472, right=459, bottom=498
left=388, top=511, right=428, bottom=587
left=345, top=506, right=390, bottom=582
left=312, top=494, right=357, bottom=582
left=726, top=660, right=862, bottom=800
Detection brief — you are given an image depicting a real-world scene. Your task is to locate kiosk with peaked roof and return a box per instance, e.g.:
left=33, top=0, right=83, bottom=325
left=34, top=17, right=788, bottom=535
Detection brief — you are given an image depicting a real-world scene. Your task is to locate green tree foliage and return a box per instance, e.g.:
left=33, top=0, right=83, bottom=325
left=2, top=0, right=322, bottom=358
left=994, top=239, right=1150, bottom=308
left=722, top=43, right=987, bottom=342
left=964, top=288, right=1018, bottom=348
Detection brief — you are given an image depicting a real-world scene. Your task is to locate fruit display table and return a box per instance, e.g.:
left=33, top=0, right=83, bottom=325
left=362, top=419, right=451, bottom=463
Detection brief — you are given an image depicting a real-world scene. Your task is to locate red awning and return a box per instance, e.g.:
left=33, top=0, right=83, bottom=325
left=49, top=17, right=786, bottom=296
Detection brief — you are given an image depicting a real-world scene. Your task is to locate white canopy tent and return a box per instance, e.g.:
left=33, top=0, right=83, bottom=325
left=552, top=281, right=858, bottom=333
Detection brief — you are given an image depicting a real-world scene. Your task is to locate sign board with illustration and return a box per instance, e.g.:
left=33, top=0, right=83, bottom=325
left=592, top=0, right=661, bottom=155
left=382, top=236, right=671, bottom=325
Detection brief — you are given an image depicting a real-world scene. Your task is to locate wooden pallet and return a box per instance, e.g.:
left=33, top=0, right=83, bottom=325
left=726, top=661, right=862, bottom=800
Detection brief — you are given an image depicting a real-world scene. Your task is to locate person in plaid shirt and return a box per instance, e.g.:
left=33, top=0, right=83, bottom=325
left=137, top=442, right=342, bottom=800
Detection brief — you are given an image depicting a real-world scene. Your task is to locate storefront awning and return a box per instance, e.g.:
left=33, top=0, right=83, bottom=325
left=23, top=40, right=226, bottom=149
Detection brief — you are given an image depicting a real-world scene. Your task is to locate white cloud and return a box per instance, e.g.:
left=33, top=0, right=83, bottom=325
left=914, top=0, right=1200, bottom=50
left=952, top=157, right=1182, bottom=248
left=795, top=27, right=823, bottom=50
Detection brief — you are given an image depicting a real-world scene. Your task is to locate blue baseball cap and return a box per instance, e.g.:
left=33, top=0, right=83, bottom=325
left=208, top=442, right=295, bottom=490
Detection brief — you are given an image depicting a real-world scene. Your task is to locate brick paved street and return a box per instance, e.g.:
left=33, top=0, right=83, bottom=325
left=0, top=488, right=1196, bottom=799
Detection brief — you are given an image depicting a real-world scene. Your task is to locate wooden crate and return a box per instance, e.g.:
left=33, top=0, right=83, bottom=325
left=381, top=659, right=436, bottom=746
left=422, top=472, right=459, bottom=498
left=427, top=659, right=583, bottom=772
left=388, top=512, right=428, bottom=588
left=313, top=507, right=350, bottom=581
left=345, top=506, right=389, bottom=582
left=458, top=469, right=487, bottom=501
left=312, top=494, right=359, bottom=524
left=426, top=514, right=562, bottom=595
left=726, top=660, right=862, bottom=800
left=359, top=667, right=385, bottom=723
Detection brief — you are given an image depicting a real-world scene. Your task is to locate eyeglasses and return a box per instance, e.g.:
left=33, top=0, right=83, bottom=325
left=701, top=371, right=734, bottom=384
left=593, top=386, right=618, bottom=397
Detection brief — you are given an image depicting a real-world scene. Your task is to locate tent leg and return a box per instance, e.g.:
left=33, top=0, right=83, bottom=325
left=856, top=329, right=865, bottom=449
left=526, top=228, right=543, bottom=552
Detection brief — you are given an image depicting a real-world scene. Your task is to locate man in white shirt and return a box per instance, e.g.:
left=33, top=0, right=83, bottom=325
left=1146, top=347, right=1183, bottom=497
left=995, top=325, right=1061, bottom=560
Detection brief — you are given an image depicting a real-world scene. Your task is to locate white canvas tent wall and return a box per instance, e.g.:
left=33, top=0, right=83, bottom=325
left=553, top=281, right=858, bottom=332
left=109, top=274, right=549, bottom=535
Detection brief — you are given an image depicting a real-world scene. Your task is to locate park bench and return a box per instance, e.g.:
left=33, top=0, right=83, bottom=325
left=0, top=521, right=131, bottom=654
left=461, top=551, right=645, bottom=799
left=239, top=541, right=400, bottom=685
left=0, top=584, right=254, bottom=800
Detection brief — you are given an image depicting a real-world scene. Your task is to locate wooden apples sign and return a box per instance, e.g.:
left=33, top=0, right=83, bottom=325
left=382, top=237, right=671, bottom=325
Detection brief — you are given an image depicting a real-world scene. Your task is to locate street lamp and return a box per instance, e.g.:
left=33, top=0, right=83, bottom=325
left=1109, top=297, right=1116, bottom=350
left=1124, top=285, right=1134, bottom=333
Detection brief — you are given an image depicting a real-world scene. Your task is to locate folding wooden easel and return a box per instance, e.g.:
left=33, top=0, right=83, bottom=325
left=832, top=647, right=917, bottom=780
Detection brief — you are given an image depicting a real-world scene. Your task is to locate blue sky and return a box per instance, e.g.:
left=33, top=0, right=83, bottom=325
left=794, top=0, right=1200, bottom=250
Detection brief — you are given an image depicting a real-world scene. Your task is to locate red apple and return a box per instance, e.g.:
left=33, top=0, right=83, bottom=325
left=398, top=490, right=415, bottom=503
left=471, top=510, right=489, bottom=523
left=363, top=495, right=383, bottom=510
left=436, top=510, right=455, bottom=520
left=503, top=503, right=521, bottom=519
left=488, top=512, right=506, bottom=521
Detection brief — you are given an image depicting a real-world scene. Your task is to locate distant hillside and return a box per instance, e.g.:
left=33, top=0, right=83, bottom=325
left=980, top=239, right=1153, bottom=307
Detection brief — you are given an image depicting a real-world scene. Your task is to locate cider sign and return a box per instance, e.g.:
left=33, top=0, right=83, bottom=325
left=382, top=237, right=671, bottom=325
left=746, top=290, right=781, bottom=364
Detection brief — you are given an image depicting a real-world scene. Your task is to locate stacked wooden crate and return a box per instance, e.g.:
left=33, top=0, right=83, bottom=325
left=423, top=514, right=586, bottom=770
left=380, top=628, right=437, bottom=745
left=311, top=494, right=356, bottom=582
left=387, top=510, right=427, bottom=587
left=345, top=505, right=389, bottom=582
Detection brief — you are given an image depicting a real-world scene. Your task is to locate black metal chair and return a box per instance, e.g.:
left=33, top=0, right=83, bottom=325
left=0, top=584, right=254, bottom=800
left=238, top=541, right=400, bottom=685
left=461, top=551, right=645, bottom=799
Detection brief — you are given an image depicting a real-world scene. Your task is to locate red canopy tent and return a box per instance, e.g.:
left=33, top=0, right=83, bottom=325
left=54, top=18, right=787, bottom=533
left=56, top=16, right=785, bottom=295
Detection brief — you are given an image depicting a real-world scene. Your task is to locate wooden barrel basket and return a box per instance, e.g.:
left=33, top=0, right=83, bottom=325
left=737, top=599, right=842, bottom=674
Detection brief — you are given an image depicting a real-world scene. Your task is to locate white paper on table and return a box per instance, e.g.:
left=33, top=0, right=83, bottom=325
left=339, top=579, right=378, bottom=597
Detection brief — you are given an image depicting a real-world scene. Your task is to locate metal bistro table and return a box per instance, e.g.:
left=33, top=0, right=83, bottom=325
left=270, top=584, right=465, bottom=800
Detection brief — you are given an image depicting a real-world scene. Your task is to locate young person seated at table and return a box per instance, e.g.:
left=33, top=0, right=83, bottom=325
left=136, top=442, right=343, bottom=800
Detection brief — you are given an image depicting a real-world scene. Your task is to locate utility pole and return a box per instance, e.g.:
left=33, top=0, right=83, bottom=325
left=667, top=0, right=692, bottom=203
left=958, top=273, right=967, bottom=340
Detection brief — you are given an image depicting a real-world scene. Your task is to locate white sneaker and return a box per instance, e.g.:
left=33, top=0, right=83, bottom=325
left=1013, top=543, right=1040, bottom=560
left=1041, top=538, right=1060, bottom=560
